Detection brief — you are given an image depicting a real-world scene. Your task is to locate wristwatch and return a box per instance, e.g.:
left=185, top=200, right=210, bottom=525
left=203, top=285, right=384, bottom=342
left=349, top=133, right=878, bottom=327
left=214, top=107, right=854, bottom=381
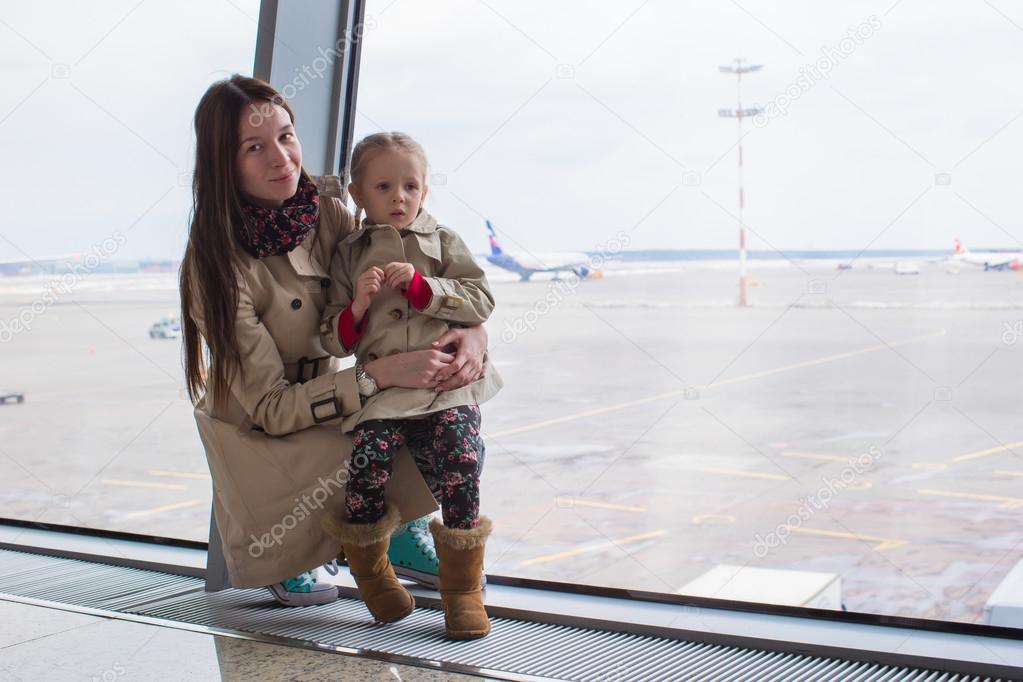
left=354, top=362, right=379, bottom=398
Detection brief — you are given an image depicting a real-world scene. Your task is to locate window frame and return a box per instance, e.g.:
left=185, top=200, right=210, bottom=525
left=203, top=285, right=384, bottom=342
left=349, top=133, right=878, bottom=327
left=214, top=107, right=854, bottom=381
left=1, top=0, right=1021, bottom=649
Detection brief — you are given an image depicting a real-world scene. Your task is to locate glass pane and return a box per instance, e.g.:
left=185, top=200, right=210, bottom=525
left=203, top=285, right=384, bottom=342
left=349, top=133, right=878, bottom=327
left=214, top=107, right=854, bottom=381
left=354, top=0, right=1023, bottom=626
left=0, top=0, right=260, bottom=542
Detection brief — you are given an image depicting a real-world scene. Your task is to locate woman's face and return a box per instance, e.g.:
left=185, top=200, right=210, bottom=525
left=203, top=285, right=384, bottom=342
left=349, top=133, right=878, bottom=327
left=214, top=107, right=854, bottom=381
left=236, top=102, right=302, bottom=208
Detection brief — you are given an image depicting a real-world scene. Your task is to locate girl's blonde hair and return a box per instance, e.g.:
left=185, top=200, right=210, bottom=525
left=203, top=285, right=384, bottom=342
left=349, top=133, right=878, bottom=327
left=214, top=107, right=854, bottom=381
left=348, top=131, right=428, bottom=225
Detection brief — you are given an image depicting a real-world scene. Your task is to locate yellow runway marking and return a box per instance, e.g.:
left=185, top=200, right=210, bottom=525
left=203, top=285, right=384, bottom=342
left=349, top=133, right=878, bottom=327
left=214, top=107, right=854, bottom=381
left=485, top=394, right=686, bottom=439
left=785, top=526, right=907, bottom=551
left=918, top=489, right=1023, bottom=509
left=102, top=479, right=186, bottom=491
left=692, top=513, right=736, bottom=525
left=994, top=470, right=1023, bottom=478
left=487, top=329, right=947, bottom=439
left=147, top=470, right=211, bottom=480
left=952, top=440, right=1023, bottom=463
left=782, top=452, right=855, bottom=463
left=696, top=467, right=788, bottom=481
left=555, top=497, right=646, bottom=513
left=121, top=499, right=202, bottom=519
left=702, top=329, right=946, bottom=390
left=521, top=530, right=667, bottom=566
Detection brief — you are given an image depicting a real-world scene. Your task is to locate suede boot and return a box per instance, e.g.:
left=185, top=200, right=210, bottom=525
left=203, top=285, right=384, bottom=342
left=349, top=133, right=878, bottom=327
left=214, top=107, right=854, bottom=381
left=323, top=504, right=414, bottom=623
left=429, top=516, right=492, bottom=640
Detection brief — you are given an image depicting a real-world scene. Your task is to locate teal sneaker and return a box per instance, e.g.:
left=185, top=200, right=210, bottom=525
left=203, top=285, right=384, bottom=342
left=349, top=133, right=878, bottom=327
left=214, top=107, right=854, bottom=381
left=389, top=515, right=440, bottom=589
left=388, top=515, right=487, bottom=590
left=266, top=569, right=338, bottom=606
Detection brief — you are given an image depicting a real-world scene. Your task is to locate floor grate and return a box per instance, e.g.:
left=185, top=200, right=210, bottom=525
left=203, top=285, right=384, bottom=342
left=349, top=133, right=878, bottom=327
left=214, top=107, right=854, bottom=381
left=0, top=548, right=1015, bottom=682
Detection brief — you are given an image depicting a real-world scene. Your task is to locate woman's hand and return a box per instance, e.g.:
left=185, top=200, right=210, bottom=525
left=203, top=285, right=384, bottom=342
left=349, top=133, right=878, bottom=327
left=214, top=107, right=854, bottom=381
left=432, top=325, right=488, bottom=391
left=364, top=349, right=454, bottom=390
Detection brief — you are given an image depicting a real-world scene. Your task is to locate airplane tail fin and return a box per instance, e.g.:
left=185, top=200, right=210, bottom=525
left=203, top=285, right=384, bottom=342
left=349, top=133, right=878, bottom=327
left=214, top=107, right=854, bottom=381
left=954, top=239, right=968, bottom=255
left=485, top=220, right=503, bottom=255
left=573, top=264, right=603, bottom=280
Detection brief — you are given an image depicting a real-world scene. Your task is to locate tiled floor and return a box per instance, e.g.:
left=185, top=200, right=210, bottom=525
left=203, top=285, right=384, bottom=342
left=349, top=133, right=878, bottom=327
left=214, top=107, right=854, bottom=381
left=0, top=599, right=490, bottom=681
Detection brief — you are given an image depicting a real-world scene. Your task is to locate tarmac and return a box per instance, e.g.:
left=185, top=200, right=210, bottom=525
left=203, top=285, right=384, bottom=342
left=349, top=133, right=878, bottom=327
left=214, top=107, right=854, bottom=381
left=1, top=258, right=1021, bottom=625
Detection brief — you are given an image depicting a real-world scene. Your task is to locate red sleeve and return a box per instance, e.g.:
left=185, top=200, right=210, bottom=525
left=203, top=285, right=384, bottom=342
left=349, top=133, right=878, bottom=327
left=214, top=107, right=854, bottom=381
left=338, top=304, right=368, bottom=351
left=402, top=270, right=433, bottom=311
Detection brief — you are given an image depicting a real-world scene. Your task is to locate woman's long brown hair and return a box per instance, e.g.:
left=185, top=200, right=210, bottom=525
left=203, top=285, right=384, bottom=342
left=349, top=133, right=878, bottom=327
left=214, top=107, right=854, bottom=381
left=179, top=74, right=302, bottom=411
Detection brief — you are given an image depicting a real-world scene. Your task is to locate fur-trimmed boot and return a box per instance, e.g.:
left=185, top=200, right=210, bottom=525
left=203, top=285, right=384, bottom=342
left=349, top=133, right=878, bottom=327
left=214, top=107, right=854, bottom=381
left=323, top=504, right=414, bottom=623
left=429, top=517, right=492, bottom=640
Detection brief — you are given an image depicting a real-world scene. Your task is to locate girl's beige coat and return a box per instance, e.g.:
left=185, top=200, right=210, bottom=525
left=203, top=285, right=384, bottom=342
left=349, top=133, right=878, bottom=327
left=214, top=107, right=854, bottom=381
left=320, top=208, right=502, bottom=431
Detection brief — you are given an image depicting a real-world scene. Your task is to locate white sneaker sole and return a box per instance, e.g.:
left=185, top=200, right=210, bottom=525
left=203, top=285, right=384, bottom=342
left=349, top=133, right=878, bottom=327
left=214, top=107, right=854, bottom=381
left=266, top=583, right=339, bottom=606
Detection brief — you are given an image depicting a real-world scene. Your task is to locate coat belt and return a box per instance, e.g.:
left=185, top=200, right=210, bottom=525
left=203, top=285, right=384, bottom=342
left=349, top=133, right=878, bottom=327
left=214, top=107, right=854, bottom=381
left=283, top=354, right=333, bottom=384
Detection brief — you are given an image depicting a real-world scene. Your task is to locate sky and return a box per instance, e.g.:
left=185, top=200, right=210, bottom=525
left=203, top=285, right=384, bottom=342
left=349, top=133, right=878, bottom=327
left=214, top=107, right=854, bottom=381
left=2, top=0, right=1023, bottom=261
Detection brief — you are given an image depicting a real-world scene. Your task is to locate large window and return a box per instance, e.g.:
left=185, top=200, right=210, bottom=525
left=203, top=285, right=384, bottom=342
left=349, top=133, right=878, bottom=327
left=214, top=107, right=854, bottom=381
left=0, top=1, right=261, bottom=541
left=3, top=0, right=1021, bottom=631
left=352, top=1, right=1023, bottom=626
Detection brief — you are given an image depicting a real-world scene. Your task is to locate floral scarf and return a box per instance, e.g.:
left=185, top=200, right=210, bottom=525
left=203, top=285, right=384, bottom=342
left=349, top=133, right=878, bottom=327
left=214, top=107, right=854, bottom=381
left=236, top=174, right=319, bottom=259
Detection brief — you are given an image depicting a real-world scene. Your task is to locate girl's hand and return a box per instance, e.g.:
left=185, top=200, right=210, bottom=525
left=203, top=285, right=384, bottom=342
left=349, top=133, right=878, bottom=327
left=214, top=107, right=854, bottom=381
left=352, top=266, right=383, bottom=321
left=432, top=325, right=488, bottom=391
left=364, top=349, right=455, bottom=390
left=383, top=261, right=415, bottom=289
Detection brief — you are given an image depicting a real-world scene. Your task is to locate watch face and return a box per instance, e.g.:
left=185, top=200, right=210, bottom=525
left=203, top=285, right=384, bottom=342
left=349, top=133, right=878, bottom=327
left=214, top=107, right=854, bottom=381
left=357, top=371, right=377, bottom=396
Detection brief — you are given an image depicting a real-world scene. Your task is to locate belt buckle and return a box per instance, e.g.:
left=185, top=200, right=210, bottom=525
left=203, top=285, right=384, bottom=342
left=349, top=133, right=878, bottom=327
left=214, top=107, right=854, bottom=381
left=295, top=356, right=322, bottom=384
left=311, top=396, right=341, bottom=423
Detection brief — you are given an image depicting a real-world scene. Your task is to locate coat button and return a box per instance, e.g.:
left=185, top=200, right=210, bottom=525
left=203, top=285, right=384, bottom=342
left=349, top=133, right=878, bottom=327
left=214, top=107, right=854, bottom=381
left=320, top=277, right=330, bottom=289
left=389, top=308, right=402, bottom=320
left=367, top=352, right=379, bottom=361
left=291, top=298, right=302, bottom=310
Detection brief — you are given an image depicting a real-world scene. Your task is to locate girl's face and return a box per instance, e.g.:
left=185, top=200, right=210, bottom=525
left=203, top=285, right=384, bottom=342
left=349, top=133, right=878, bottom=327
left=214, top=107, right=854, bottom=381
left=349, top=148, right=428, bottom=229
left=236, top=102, right=302, bottom=208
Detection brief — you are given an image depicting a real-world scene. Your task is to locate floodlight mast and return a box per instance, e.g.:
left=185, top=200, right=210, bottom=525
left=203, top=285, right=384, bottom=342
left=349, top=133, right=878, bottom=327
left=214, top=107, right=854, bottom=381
left=718, top=58, right=763, bottom=307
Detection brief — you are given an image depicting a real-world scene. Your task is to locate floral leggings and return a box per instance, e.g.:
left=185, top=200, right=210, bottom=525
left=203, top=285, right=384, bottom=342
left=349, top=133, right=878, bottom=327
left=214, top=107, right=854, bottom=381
left=345, top=405, right=483, bottom=529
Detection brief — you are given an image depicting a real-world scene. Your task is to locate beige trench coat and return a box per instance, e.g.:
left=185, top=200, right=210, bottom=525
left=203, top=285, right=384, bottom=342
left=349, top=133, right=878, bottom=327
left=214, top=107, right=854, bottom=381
left=189, top=175, right=437, bottom=589
left=319, top=209, right=503, bottom=431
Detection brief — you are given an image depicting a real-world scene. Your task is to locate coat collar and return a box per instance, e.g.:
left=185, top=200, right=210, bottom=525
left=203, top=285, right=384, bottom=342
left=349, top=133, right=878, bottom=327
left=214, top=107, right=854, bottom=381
left=343, top=209, right=438, bottom=245
left=232, top=223, right=330, bottom=278
left=286, top=230, right=329, bottom=277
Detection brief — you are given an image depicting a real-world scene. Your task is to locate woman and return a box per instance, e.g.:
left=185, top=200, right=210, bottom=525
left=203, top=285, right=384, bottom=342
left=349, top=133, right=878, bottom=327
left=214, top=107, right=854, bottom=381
left=179, top=75, right=496, bottom=606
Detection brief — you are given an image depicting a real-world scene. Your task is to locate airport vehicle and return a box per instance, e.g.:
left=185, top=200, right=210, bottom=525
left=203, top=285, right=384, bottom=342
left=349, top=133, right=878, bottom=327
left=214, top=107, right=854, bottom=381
left=894, top=261, right=920, bottom=275
left=0, top=390, right=24, bottom=405
left=953, top=239, right=1022, bottom=271
left=485, top=220, right=597, bottom=281
left=148, top=315, right=181, bottom=339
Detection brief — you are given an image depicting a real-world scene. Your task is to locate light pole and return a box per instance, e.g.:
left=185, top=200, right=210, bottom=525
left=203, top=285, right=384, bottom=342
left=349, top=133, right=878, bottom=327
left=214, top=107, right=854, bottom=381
left=718, top=58, right=763, bottom=307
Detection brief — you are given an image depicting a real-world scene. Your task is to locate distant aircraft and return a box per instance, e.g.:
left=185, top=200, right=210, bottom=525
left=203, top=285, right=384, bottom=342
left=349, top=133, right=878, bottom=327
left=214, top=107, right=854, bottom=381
left=485, top=221, right=597, bottom=282
left=953, top=239, right=1022, bottom=271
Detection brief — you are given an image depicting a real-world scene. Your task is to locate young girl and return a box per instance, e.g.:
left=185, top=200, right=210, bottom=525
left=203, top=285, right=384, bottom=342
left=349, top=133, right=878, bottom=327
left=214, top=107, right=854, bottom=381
left=320, top=132, right=501, bottom=639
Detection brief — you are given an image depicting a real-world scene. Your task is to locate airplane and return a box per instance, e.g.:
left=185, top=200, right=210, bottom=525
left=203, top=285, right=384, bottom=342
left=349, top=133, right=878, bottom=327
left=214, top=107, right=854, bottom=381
left=485, top=220, right=599, bottom=282
left=953, top=239, right=1022, bottom=271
